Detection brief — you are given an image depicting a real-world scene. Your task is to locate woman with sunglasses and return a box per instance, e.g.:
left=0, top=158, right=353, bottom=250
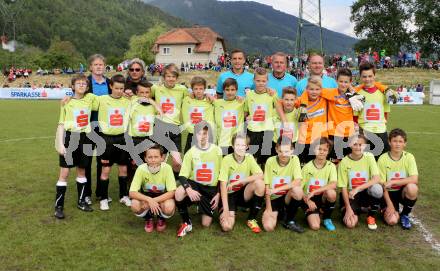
left=125, top=58, right=148, bottom=97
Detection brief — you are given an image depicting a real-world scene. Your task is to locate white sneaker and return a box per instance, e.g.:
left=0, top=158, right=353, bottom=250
left=119, top=196, right=132, bottom=207
left=100, top=199, right=110, bottom=211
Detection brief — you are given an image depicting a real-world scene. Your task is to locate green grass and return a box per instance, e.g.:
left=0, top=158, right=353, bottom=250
left=1, top=100, right=440, bottom=271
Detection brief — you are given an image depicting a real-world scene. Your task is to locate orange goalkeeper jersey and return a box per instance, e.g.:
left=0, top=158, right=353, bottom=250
left=298, top=93, right=328, bottom=144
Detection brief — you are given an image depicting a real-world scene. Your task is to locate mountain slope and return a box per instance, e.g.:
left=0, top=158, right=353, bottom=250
left=1, top=0, right=186, bottom=58
left=147, top=0, right=357, bottom=54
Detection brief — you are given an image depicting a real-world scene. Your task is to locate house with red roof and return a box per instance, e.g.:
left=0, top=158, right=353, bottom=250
left=153, top=25, right=226, bottom=65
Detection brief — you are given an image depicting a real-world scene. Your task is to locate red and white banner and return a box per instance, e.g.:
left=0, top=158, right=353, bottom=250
left=0, top=88, right=73, bottom=99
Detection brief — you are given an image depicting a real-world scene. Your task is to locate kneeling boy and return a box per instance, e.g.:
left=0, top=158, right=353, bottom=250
left=379, top=128, right=418, bottom=229
left=129, top=144, right=176, bottom=233
left=219, top=133, right=265, bottom=233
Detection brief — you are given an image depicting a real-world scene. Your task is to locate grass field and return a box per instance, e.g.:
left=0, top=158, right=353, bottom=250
left=1, top=99, right=440, bottom=271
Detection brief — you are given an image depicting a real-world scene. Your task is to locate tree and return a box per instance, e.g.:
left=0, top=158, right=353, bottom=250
left=413, top=0, right=440, bottom=57
left=350, top=0, right=413, bottom=55
left=44, top=38, right=85, bottom=69
left=124, top=23, right=168, bottom=64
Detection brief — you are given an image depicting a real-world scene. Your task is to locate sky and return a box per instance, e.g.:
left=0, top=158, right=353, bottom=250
left=221, top=0, right=356, bottom=37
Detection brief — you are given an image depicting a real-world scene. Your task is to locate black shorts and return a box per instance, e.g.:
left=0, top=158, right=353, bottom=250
left=302, top=195, right=323, bottom=216
left=141, top=191, right=165, bottom=198
left=270, top=195, right=286, bottom=213
left=227, top=185, right=251, bottom=212
left=185, top=179, right=218, bottom=217
left=101, top=134, right=129, bottom=166
left=328, top=135, right=352, bottom=160
left=151, top=118, right=182, bottom=153
left=381, top=188, right=404, bottom=211
left=295, top=143, right=315, bottom=165
left=59, top=131, right=92, bottom=168
left=339, top=190, right=370, bottom=215
left=361, top=130, right=389, bottom=160
left=247, top=130, right=274, bottom=164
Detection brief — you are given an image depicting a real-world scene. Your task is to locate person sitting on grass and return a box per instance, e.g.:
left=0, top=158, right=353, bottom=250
left=54, top=74, right=95, bottom=219
left=129, top=144, right=176, bottom=233
left=338, top=134, right=383, bottom=230
left=379, top=128, right=419, bottom=230
left=219, top=133, right=265, bottom=233
left=300, top=138, right=337, bottom=231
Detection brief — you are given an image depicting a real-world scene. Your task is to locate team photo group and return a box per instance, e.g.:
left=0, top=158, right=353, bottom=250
left=54, top=49, right=419, bottom=238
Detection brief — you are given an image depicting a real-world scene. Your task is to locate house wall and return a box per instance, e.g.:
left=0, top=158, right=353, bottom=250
left=154, top=43, right=224, bottom=65
left=208, top=40, right=225, bottom=63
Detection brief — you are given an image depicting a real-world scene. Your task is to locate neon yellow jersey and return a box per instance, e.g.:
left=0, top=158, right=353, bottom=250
left=213, top=99, right=245, bottom=147
left=301, top=160, right=337, bottom=194
left=152, top=84, right=188, bottom=125
left=264, top=155, right=302, bottom=199
left=245, top=90, right=278, bottom=132
left=337, top=153, right=379, bottom=191
left=218, top=153, right=262, bottom=194
left=181, top=96, right=214, bottom=134
left=129, top=163, right=176, bottom=194
left=273, top=109, right=299, bottom=143
left=354, top=89, right=390, bottom=133
left=179, top=144, right=223, bottom=187
left=126, top=100, right=157, bottom=137
left=377, top=151, right=418, bottom=191
left=96, top=95, right=130, bottom=135
left=58, top=93, right=97, bottom=133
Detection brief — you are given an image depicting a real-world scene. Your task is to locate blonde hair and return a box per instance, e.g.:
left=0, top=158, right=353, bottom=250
left=306, top=76, right=322, bottom=89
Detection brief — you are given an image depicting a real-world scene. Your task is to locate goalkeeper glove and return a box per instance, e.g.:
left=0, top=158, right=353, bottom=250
left=385, top=88, right=399, bottom=104
left=298, top=104, right=308, bottom=122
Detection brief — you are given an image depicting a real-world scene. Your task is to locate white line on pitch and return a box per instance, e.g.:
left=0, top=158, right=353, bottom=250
left=410, top=214, right=440, bottom=254
left=0, top=136, right=54, bottom=143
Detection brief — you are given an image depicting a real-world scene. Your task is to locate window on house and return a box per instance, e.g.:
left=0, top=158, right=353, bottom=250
left=187, top=47, right=192, bottom=54
left=162, top=47, right=170, bottom=55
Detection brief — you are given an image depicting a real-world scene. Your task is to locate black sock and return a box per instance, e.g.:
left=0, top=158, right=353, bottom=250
left=176, top=199, right=191, bottom=224
left=401, top=197, right=417, bottom=216
left=285, top=199, right=302, bottom=222
left=368, top=195, right=381, bottom=216
left=55, top=184, right=67, bottom=208
left=322, top=201, right=336, bottom=219
left=248, top=195, right=264, bottom=220
left=118, top=176, right=128, bottom=199
left=76, top=182, right=86, bottom=203
left=143, top=210, right=153, bottom=221
left=100, top=179, right=109, bottom=200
